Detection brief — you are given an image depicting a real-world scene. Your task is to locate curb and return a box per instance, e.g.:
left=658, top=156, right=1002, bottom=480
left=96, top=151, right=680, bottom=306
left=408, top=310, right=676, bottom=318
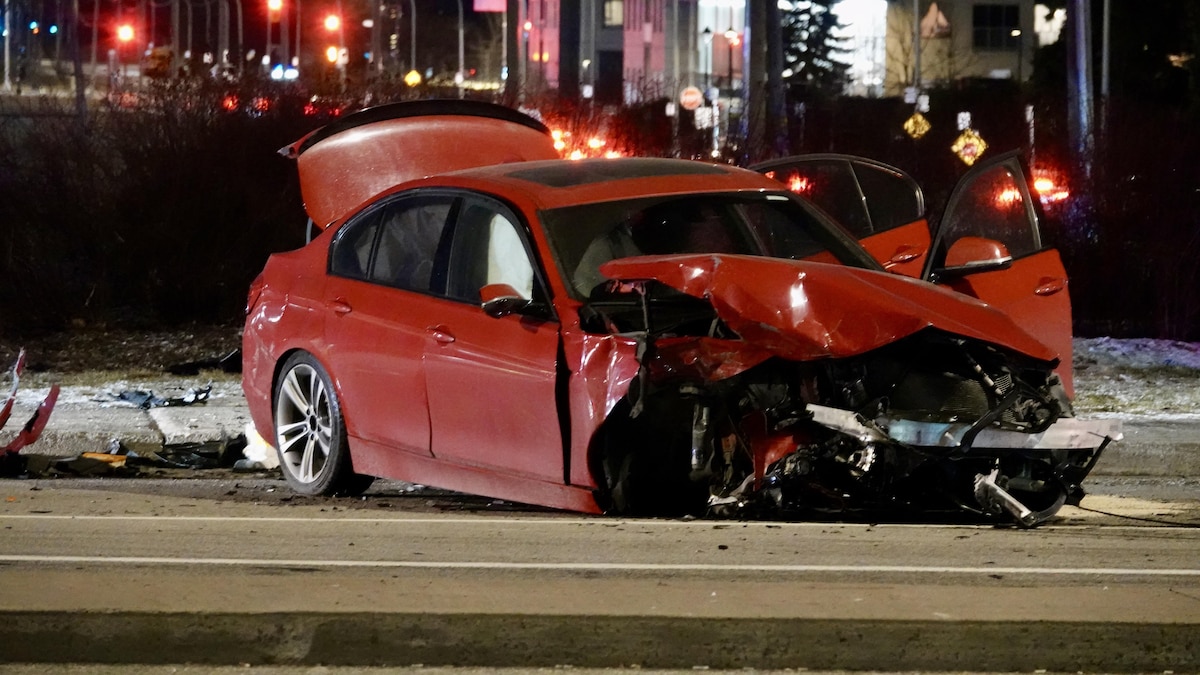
left=3, top=391, right=1197, bottom=477
left=2, top=611, right=1197, bottom=671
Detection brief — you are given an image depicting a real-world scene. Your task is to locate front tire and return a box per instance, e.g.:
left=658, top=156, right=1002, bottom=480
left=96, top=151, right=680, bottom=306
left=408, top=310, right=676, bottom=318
left=273, top=352, right=374, bottom=496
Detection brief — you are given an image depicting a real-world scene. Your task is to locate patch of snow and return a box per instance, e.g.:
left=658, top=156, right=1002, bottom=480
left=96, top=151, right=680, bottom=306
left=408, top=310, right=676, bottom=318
left=1074, top=338, right=1200, bottom=419
left=1075, top=337, right=1200, bottom=370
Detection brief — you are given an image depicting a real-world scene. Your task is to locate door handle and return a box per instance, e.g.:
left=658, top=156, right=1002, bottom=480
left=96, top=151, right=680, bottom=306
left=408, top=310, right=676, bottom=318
left=329, top=297, right=353, bottom=315
left=883, top=244, right=925, bottom=269
left=1034, top=277, right=1066, bottom=296
left=426, top=325, right=456, bottom=344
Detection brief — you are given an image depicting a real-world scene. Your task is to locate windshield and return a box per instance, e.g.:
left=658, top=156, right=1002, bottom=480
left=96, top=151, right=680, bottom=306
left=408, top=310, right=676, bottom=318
left=541, top=192, right=881, bottom=298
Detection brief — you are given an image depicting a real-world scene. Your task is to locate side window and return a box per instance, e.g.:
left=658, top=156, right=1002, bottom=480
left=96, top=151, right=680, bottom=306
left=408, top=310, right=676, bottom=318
left=856, top=162, right=923, bottom=232
left=443, top=199, right=537, bottom=303
left=371, top=196, right=454, bottom=292
left=330, top=209, right=382, bottom=280
left=939, top=163, right=1039, bottom=259
left=755, top=156, right=924, bottom=239
left=765, top=159, right=871, bottom=237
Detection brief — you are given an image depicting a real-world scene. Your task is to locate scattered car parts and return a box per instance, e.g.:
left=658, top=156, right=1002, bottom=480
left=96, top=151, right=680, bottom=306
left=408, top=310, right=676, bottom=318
left=1, top=349, right=60, bottom=455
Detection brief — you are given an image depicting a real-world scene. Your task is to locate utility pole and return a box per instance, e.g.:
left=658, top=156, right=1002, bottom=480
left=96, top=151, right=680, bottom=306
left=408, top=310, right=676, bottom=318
left=4, top=0, right=11, bottom=90
left=1066, top=0, right=1096, bottom=241
left=765, top=0, right=786, bottom=157
left=71, top=0, right=87, bottom=119
left=504, top=0, right=519, bottom=102
left=1099, top=0, right=1111, bottom=139
left=912, top=0, right=920, bottom=88
left=1067, top=0, right=1094, bottom=184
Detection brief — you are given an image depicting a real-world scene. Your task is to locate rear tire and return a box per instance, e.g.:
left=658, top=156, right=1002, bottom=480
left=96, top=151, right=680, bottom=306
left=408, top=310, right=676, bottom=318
left=273, top=352, right=375, bottom=496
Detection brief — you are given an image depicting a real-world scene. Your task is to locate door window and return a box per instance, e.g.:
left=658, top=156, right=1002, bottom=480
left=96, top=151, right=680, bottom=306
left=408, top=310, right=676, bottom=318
left=371, top=197, right=454, bottom=292
left=329, top=210, right=381, bottom=280
left=330, top=194, right=455, bottom=290
left=937, top=160, right=1040, bottom=260
left=442, top=199, right=540, bottom=304
left=754, top=156, right=923, bottom=239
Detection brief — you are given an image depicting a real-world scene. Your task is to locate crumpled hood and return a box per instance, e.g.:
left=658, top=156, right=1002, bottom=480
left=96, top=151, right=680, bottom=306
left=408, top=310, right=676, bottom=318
left=598, top=254, right=1059, bottom=363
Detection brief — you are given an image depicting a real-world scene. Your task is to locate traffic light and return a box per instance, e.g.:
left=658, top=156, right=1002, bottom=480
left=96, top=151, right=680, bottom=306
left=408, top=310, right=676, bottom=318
left=267, top=0, right=282, bottom=23
left=116, top=24, right=135, bottom=43
left=324, top=14, right=340, bottom=32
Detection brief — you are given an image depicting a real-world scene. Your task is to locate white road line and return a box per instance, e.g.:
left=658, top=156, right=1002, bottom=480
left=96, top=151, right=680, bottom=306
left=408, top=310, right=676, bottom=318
left=2, top=555, right=1199, bottom=576
left=0, top=513, right=1195, bottom=532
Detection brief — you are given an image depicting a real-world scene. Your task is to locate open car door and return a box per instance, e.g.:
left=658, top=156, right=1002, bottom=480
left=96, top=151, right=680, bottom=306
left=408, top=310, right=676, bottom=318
left=751, top=154, right=930, bottom=278
left=923, top=151, right=1075, bottom=397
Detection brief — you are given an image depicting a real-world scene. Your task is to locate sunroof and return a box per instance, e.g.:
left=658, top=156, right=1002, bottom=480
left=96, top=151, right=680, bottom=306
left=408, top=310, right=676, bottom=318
left=505, top=158, right=729, bottom=187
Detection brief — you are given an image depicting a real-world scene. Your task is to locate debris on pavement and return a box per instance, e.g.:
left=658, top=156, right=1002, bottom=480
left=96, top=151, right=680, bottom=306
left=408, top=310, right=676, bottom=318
left=114, top=384, right=212, bottom=409
left=1, top=348, right=61, bottom=456
left=2, top=432, right=252, bottom=479
left=233, top=422, right=279, bottom=471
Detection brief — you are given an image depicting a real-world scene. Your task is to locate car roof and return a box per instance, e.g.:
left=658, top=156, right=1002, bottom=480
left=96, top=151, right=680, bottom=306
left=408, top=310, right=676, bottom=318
left=434, top=157, right=787, bottom=210
left=286, top=100, right=792, bottom=225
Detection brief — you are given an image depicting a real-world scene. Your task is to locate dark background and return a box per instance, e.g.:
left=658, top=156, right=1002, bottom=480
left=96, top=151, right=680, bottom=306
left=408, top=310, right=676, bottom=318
left=0, top=0, right=1197, bottom=342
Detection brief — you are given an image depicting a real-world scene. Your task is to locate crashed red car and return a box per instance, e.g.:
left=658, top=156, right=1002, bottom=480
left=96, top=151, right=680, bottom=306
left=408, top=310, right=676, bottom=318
left=243, top=100, right=1119, bottom=527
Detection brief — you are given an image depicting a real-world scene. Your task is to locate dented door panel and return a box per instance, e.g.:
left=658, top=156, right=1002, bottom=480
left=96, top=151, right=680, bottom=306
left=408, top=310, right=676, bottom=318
left=929, top=152, right=1074, bottom=396
left=859, top=220, right=931, bottom=278
left=943, top=249, right=1075, bottom=397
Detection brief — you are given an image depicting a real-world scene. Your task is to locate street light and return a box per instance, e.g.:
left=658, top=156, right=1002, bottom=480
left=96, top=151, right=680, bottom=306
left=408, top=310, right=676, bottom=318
left=409, top=0, right=416, bottom=74
left=455, top=0, right=464, bottom=98
left=523, top=20, right=532, bottom=90
left=266, top=0, right=282, bottom=72
left=724, top=26, right=739, bottom=89
left=701, top=26, right=717, bottom=158
left=322, top=4, right=347, bottom=86
left=113, top=23, right=135, bottom=88
left=1011, top=28, right=1023, bottom=82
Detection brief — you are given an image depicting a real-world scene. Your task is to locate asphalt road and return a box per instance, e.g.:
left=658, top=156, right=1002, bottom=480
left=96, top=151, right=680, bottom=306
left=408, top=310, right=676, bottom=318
left=1, top=476, right=1198, bottom=671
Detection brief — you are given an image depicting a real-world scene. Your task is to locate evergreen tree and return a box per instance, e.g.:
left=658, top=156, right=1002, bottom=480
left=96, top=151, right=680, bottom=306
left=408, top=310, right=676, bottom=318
left=781, top=0, right=851, bottom=99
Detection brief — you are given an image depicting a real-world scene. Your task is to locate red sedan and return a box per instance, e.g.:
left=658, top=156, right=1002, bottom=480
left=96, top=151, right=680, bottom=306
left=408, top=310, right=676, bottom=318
left=242, top=100, right=1119, bottom=526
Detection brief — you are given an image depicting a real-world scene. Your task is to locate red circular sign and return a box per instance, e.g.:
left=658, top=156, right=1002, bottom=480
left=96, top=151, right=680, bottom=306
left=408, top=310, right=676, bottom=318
left=679, top=86, right=704, bottom=111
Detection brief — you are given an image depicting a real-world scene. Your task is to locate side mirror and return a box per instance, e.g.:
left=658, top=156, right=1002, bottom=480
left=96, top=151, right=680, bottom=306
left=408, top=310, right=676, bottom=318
left=937, top=236, right=1013, bottom=278
left=480, top=283, right=533, bottom=318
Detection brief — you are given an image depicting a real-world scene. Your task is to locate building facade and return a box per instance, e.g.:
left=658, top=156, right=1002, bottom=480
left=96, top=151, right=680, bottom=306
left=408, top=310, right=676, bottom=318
left=883, top=0, right=1049, bottom=95
left=515, top=0, right=746, bottom=105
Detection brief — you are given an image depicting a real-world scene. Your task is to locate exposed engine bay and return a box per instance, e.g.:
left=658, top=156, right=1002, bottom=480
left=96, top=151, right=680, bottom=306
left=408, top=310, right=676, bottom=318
left=584, top=281, right=1120, bottom=528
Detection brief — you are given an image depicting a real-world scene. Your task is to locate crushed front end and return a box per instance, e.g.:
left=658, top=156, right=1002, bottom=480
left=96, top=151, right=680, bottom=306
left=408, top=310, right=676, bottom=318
left=582, top=272, right=1119, bottom=528
left=689, top=333, right=1118, bottom=527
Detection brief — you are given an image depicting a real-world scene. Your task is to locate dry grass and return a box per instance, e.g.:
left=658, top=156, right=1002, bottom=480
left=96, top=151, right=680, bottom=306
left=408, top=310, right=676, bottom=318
left=0, top=324, right=242, bottom=383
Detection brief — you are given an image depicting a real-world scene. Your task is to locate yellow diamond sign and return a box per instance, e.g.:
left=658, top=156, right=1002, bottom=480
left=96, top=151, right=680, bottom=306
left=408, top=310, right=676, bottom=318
left=903, top=112, right=931, bottom=139
left=951, top=129, right=988, bottom=165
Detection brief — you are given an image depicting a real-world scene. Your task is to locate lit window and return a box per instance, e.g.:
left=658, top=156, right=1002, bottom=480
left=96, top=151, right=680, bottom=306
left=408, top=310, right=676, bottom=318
left=603, top=0, right=623, bottom=28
